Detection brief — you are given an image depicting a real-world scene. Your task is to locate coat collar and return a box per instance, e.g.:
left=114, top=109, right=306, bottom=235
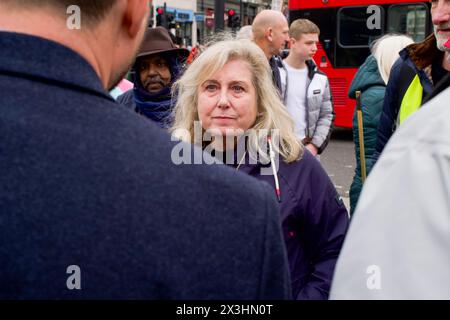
left=402, top=33, right=443, bottom=71
left=0, top=31, right=113, bottom=101
left=305, top=59, right=318, bottom=79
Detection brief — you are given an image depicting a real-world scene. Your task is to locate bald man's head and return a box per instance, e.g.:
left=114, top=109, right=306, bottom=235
left=252, top=10, right=287, bottom=39
left=252, top=10, right=289, bottom=58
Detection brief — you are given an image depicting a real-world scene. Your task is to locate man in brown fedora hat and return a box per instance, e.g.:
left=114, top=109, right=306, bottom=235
left=117, top=27, right=189, bottom=128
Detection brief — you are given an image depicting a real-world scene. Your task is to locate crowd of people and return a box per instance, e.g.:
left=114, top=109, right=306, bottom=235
left=1, top=0, right=450, bottom=300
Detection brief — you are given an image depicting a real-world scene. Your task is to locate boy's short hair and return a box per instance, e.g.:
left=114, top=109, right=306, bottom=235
left=289, top=19, right=320, bottom=39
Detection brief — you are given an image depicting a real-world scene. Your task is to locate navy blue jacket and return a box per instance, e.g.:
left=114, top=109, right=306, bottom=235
left=270, top=55, right=283, bottom=95
left=234, top=150, right=349, bottom=300
left=116, top=89, right=135, bottom=109
left=0, top=31, right=292, bottom=299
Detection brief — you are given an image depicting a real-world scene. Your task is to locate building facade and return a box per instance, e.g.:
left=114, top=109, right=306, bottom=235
left=196, top=0, right=273, bottom=43
left=152, top=0, right=197, bottom=47
left=150, top=1, right=287, bottom=46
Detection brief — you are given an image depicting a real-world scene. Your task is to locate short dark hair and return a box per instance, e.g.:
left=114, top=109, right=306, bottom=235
left=4, top=0, right=117, bottom=24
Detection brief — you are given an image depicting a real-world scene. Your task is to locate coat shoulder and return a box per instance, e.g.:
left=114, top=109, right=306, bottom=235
left=116, top=89, right=136, bottom=110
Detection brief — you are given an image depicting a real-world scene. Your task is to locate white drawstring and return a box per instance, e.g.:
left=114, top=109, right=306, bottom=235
left=268, top=137, right=281, bottom=202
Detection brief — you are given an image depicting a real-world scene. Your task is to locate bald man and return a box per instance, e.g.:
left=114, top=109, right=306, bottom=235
left=252, top=9, right=289, bottom=94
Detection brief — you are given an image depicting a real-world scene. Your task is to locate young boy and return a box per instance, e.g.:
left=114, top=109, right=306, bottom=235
left=279, top=19, right=334, bottom=156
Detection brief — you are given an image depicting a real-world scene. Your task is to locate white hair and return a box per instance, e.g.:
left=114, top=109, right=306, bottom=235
left=371, top=34, right=414, bottom=84
left=236, top=25, right=253, bottom=40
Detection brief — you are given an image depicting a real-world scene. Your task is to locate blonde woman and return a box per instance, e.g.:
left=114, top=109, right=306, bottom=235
left=171, top=39, right=349, bottom=300
left=349, top=34, right=413, bottom=214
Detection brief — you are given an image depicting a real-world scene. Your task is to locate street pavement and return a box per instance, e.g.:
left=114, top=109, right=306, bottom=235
left=320, top=128, right=355, bottom=211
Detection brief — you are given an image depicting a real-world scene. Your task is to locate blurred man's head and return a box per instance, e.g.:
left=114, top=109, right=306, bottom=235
left=252, top=10, right=289, bottom=58
left=0, top=0, right=118, bottom=25
left=0, top=0, right=151, bottom=90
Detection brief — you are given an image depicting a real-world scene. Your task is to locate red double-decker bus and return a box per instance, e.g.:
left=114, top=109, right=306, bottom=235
left=288, top=0, right=432, bottom=128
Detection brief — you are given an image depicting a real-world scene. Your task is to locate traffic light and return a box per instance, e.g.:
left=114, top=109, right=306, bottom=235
left=156, top=7, right=167, bottom=27
left=227, top=9, right=235, bottom=28
left=148, top=6, right=154, bottom=27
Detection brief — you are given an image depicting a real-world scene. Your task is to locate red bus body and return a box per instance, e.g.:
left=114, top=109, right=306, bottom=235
left=288, top=0, right=432, bottom=128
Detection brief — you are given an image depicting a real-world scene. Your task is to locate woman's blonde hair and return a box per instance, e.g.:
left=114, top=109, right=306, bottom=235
left=371, top=34, right=414, bottom=84
left=171, top=38, right=302, bottom=163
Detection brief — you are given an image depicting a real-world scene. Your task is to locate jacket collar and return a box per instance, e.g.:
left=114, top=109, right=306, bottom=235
left=348, top=55, right=385, bottom=99
left=0, top=31, right=113, bottom=101
left=305, top=59, right=318, bottom=79
left=401, top=34, right=443, bottom=70
left=282, top=59, right=318, bottom=79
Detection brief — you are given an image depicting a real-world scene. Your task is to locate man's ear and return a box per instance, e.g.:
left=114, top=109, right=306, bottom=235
left=123, top=0, right=149, bottom=38
left=266, top=28, right=273, bottom=42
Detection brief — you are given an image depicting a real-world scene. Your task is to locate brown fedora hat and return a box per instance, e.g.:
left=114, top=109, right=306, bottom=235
left=137, top=27, right=189, bottom=59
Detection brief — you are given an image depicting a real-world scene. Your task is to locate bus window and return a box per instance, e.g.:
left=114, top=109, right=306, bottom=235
left=292, top=7, right=337, bottom=67
left=338, top=6, right=384, bottom=48
left=388, top=4, right=428, bottom=42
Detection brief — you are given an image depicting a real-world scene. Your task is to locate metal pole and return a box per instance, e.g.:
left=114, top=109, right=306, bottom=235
left=200, top=0, right=205, bottom=43
left=356, top=91, right=367, bottom=184
left=214, top=0, right=224, bottom=32
left=240, top=0, right=243, bottom=26
left=163, top=2, right=168, bottom=29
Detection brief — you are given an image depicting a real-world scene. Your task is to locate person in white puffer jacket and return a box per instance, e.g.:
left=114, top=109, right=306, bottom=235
left=279, top=19, right=334, bottom=156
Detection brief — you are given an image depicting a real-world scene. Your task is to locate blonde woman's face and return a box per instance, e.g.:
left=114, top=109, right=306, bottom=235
left=197, top=59, right=257, bottom=136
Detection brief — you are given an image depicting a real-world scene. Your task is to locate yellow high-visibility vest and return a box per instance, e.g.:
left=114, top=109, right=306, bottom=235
left=398, top=74, right=423, bottom=126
